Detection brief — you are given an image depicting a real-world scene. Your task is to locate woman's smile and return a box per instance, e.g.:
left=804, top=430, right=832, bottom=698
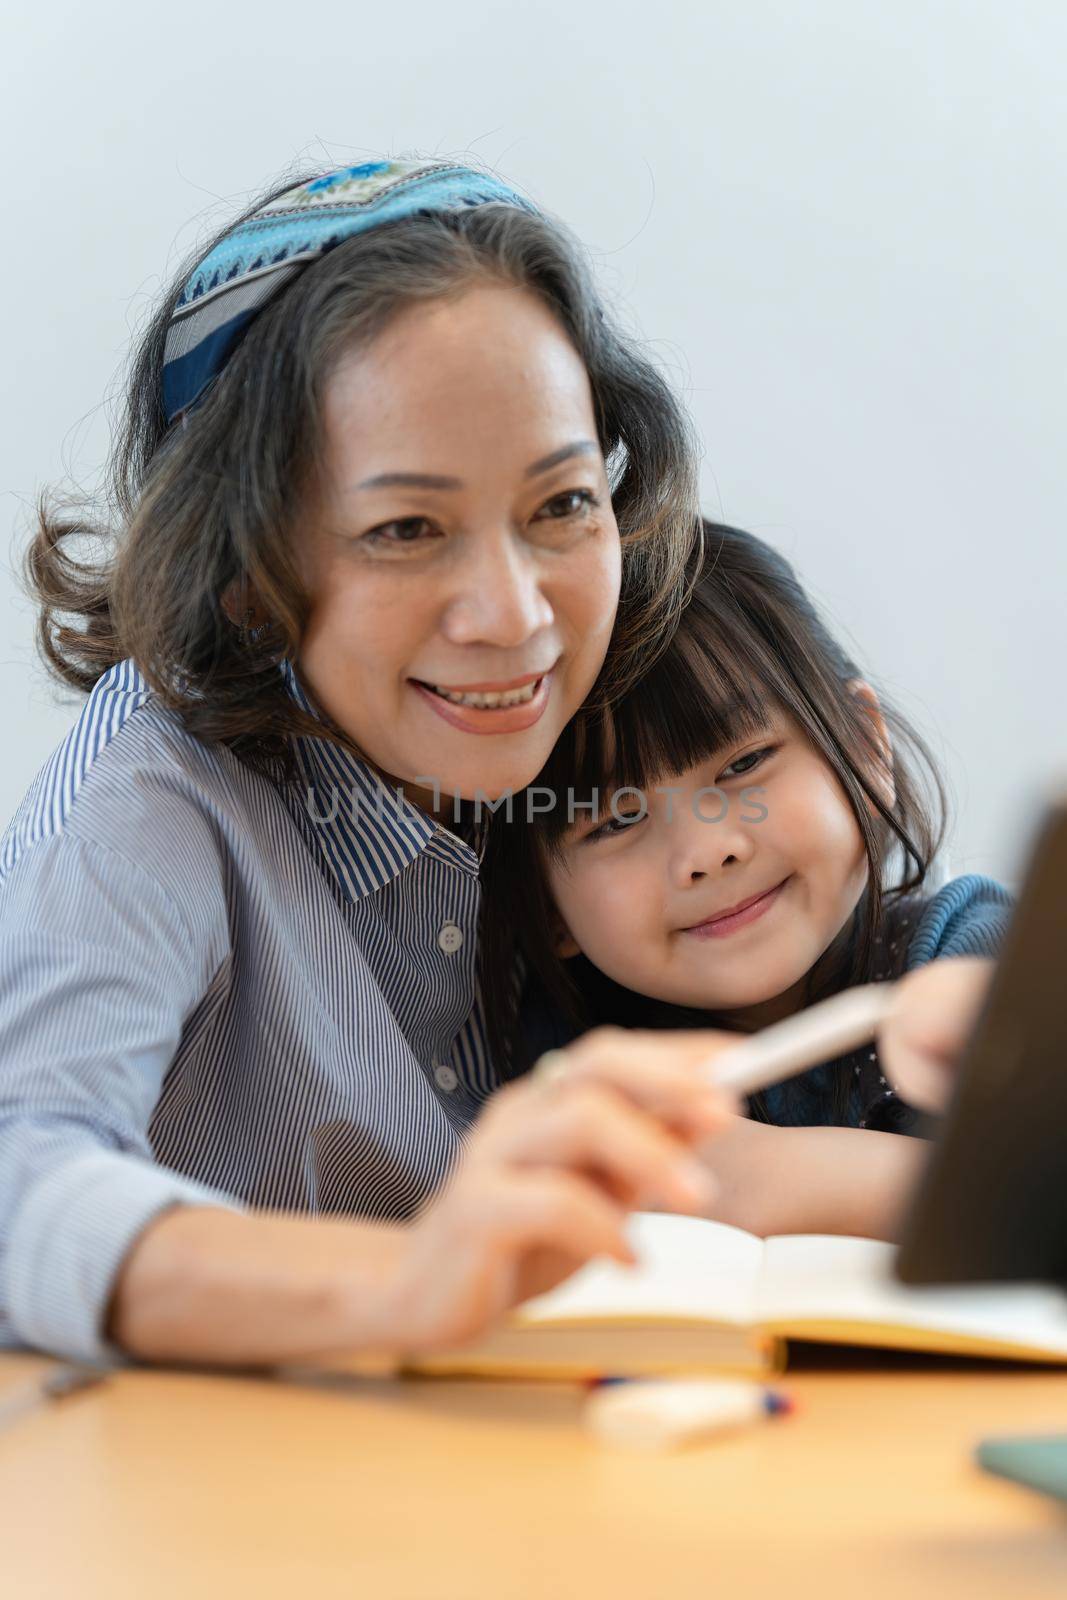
left=409, top=668, right=556, bottom=735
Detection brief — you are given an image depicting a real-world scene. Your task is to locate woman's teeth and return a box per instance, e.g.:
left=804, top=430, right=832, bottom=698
left=430, top=681, right=539, bottom=709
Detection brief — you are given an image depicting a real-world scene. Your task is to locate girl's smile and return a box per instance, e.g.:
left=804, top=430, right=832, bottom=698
left=678, top=874, right=793, bottom=939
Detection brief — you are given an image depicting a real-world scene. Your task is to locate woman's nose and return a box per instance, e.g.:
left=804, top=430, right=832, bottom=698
left=439, top=531, right=554, bottom=648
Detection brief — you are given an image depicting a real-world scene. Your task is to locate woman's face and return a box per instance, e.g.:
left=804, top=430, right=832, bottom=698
left=295, top=282, right=622, bottom=812
left=546, top=693, right=889, bottom=1031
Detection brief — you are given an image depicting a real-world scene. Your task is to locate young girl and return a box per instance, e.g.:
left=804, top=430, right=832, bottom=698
left=478, top=519, right=1014, bottom=1238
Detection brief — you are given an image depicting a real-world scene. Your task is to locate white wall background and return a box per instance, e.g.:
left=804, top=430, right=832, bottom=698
left=3, top=0, right=1064, bottom=891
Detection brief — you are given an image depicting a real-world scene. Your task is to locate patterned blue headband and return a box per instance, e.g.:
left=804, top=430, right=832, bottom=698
left=162, top=158, right=541, bottom=425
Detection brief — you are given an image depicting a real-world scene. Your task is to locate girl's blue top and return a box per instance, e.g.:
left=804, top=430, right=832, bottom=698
left=519, top=874, right=1014, bottom=1136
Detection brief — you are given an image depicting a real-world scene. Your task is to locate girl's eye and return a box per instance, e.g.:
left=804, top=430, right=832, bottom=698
left=719, top=745, right=777, bottom=781
left=535, top=488, right=600, bottom=522
left=586, top=810, right=645, bottom=843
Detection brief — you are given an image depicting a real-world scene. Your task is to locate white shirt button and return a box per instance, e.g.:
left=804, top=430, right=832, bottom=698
left=434, top=1062, right=458, bottom=1092
left=437, top=922, right=463, bottom=954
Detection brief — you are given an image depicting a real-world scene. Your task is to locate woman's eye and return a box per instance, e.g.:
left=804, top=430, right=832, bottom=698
left=359, top=517, right=437, bottom=548
left=358, top=489, right=597, bottom=547
left=720, top=745, right=776, bottom=781
left=536, top=488, right=600, bottom=521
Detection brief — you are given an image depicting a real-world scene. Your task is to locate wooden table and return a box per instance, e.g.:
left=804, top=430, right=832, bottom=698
left=2, top=1350, right=1067, bottom=1599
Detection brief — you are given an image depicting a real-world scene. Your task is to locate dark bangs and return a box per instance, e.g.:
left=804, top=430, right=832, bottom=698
left=533, top=591, right=779, bottom=860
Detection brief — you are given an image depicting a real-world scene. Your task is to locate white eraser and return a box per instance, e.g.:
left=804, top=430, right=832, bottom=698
left=583, top=1379, right=771, bottom=1451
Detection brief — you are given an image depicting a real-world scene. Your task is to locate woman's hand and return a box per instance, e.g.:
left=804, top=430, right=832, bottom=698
left=109, top=1026, right=737, bottom=1369
left=389, top=1026, right=737, bottom=1356
left=877, top=957, right=995, bottom=1112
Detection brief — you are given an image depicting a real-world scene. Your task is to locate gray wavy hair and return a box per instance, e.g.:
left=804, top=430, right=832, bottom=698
left=24, top=160, right=704, bottom=784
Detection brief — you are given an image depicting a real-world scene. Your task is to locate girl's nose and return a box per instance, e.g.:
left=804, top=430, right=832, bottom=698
left=667, top=800, right=758, bottom=889
left=440, top=530, right=554, bottom=648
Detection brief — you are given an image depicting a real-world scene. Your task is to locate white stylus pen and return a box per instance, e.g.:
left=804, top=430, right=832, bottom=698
left=703, top=982, right=898, bottom=1097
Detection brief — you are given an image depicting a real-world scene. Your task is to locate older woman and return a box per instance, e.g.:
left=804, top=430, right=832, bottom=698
left=0, top=157, right=734, bottom=1368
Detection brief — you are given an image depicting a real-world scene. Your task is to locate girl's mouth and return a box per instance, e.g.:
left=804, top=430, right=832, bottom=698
left=409, top=671, right=554, bottom=735
left=681, top=877, right=791, bottom=940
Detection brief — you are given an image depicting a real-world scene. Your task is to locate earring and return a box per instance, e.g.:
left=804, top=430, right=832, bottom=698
left=238, top=606, right=272, bottom=647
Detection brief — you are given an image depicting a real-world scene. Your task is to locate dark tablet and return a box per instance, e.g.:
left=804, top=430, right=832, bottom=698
left=895, top=788, right=1067, bottom=1289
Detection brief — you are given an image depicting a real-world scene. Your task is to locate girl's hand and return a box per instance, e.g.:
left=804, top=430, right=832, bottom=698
left=877, top=957, right=995, bottom=1111
left=390, top=1026, right=737, bottom=1355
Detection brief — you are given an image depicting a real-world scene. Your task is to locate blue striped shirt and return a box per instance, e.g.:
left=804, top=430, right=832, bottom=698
left=0, top=658, right=500, bottom=1363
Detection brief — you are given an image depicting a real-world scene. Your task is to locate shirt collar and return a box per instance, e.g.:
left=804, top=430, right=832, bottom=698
left=279, top=658, right=482, bottom=899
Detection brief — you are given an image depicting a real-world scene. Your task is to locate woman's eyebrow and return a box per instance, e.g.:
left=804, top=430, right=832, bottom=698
left=354, top=439, right=600, bottom=492
left=524, top=440, right=600, bottom=478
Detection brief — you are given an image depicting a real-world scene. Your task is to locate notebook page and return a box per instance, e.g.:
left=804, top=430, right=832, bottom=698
left=516, top=1213, right=764, bottom=1326
left=756, top=1234, right=1067, bottom=1353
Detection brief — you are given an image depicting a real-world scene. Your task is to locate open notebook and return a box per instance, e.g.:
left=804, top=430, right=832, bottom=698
left=405, top=1213, right=1067, bottom=1379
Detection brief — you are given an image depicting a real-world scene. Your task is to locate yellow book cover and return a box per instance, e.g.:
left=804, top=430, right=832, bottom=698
left=403, top=1213, right=1067, bottom=1380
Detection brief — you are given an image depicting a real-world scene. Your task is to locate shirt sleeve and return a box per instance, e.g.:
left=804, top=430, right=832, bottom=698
left=903, top=872, right=1015, bottom=968
left=0, top=828, right=244, bottom=1364
left=859, top=873, right=1015, bottom=1133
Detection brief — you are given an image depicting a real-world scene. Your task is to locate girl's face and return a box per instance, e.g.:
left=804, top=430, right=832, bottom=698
left=295, top=282, right=622, bottom=812
left=547, top=691, right=891, bottom=1031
